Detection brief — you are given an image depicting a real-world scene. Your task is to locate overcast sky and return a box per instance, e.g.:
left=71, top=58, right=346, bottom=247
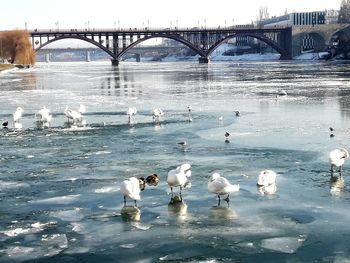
left=1, top=0, right=341, bottom=30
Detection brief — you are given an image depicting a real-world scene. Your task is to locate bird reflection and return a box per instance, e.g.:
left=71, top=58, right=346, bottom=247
left=121, top=206, right=141, bottom=222
left=257, top=183, right=277, bottom=196
left=330, top=176, right=345, bottom=197
left=168, top=196, right=188, bottom=221
left=209, top=205, right=237, bottom=221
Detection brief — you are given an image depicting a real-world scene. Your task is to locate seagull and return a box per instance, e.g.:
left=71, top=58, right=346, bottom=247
left=187, top=105, right=193, bottom=122
left=13, top=107, right=23, bottom=123
left=35, top=106, right=52, bottom=127
left=218, top=116, right=224, bottom=121
left=146, top=174, right=160, bottom=186
left=277, top=90, right=287, bottom=96
left=167, top=163, right=191, bottom=198
left=153, top=108, right=164, bottom=122
left=78, top=104, right=86, bottom=114
left=208, top=172, right=240, bottom=204
left=127, top=107, right=137, bottom=122
left=225, top=132, right=230, bottom=143
left=178, top=141, right=187, bottom=150
left=329, top=148, right=349, bottom=176
left=2, top=121, right=8, bottom=128
left=13, top=107, right=24, bottom=130
left=257, top=170, right=277, bottom=187
left=120, top=177, right=145, bottom=207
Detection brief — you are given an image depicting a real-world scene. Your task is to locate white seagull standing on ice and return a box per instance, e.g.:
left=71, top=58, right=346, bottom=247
left=167, top=163, right=192, bottom=198
left=127, top=107, right=137, bottom=123
left=120, top=177, right=145, bottom=207
left=13, top=107, right=24, bottom=130
left=208, top=172, right=240, bottom=204
left=35, top=106, right=52, bottom=127
left=153, top=108, right=164, bottom=122
left=329, top=148, right=349, bottom=176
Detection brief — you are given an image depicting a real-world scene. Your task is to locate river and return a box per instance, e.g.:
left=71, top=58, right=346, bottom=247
left=1, top=60, right=350, bottom=262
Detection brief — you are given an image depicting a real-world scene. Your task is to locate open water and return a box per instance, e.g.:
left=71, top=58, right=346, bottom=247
left=1, top=61, right=350, bottom=262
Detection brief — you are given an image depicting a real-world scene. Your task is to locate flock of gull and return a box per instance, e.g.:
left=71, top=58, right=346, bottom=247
left=2, top=104, right=349, bottom=210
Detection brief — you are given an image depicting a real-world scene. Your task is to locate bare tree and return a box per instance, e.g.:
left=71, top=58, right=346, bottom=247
left=338, top=0, right=350, bottom=23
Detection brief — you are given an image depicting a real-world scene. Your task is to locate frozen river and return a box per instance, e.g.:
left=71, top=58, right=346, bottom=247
left=1, top=61, right=350, bottom=262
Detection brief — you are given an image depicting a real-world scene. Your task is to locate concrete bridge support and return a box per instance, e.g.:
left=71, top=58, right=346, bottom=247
left=198, top=57, right=210, bottom=63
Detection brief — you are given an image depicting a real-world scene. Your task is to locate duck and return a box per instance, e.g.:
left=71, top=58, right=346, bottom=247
left=329, top=148, right=349, bottom=175
left=225, top=132, right=230, bottom=143
left=120, top=177, right=145, bottom=206
left=208, top=173, right=240, bottom=203
left=167, top=163, right=191, bottom=197
left=2, top=121, right=8, bottom=128
left=146, top=174, right=160, bottom=186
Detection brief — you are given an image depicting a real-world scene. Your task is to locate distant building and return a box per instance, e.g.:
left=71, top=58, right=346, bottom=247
left=260, top=11, right=327, bottom=27
left=325, top=10, right=340, bottom=24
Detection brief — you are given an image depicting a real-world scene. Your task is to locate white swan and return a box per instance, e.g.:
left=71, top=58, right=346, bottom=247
left=329, top=148, right=349, bottom=175
left=120, top=177, right=145, bottom=206
left=35, top=106, right=52, bottom=127
left=167, top=163, right=191, bottom=197
left=257, top=170, right=277, bottom=187
left=64, top=105, right=85, bottom=124
left=208, top=173, right=239, bottom=203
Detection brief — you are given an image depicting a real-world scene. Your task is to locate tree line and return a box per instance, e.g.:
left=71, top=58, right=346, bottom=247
left=0, top=30, right=35, bottom=65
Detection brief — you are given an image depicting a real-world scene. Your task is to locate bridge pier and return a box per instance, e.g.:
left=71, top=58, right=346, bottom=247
left=198, top=57, right=210, bottom=63
left=111, top=58, right=119, bottom=66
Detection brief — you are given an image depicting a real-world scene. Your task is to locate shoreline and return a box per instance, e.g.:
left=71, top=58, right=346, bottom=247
left=0, top=64, right=15, bottom=72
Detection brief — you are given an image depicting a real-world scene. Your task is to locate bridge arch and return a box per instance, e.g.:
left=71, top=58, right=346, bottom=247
left=34, top=35, right=116, bottom=59
left=117, top=35, right=206, bottom=59
left=207, top=33, right=286, bottom=58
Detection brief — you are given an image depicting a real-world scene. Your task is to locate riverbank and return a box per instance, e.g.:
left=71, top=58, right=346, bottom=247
left=0, top=64, right=15, bottom=71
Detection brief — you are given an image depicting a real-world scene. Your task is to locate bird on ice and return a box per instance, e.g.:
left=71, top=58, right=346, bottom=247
left=329, top=148, right=349, bottom=176
left=2, top=121, right=9, bottom=129
left=225, top=132, right=230, bottom=143
left=146, top=174, right=160, bottom=186
left=127, top=107, right=137, bottom=123
left=120, top=177, right=146, bottom=207
left=187, top=105, right=193, bottom=122
left=257, top=170, right=277, bottom=187
left=167, top=163, right=192, bottom=198
left=64, top=105, right=85, bottom=125
left=35, top=106, right=52, bottom=127
left=152, top=108, right=164, bottom=122
left=13, top=107, right=24, bottom=130
left=208, top=172, right=239, bottom=204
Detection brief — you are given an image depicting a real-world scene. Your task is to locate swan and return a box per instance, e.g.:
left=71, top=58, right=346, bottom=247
left=208, top=173, right=239, bottom=203
left=64, top=105, right=84, bottom=124
left=167, top=163, right=191, bottom=197
left=329, top=148, right=349, bottom=175
left=127, top=107, right=137, bottom=122
left=257, top=170, right=277, bottom=187
left=35, top=106, right=52, bottom=127
left=120, top=177, right=145, bottom=206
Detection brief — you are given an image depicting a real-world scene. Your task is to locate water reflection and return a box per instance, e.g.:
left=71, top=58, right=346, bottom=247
left=209, top=205, right=237, bottom=221
left=330, top=176, right=345, bottom=197
left=168, top=196, right=188, bottom=221
left=100, top=67, right=143, bottom=97
left=121, top=206, right=141, bottom=222
left=257, top=183, right=277, bottom=196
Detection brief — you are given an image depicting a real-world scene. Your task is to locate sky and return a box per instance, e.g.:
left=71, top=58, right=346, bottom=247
left=1, top=0, right=341, bottom=31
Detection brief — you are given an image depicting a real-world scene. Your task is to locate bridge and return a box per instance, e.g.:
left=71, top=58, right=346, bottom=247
left=29, top=26, right=293, bottom=64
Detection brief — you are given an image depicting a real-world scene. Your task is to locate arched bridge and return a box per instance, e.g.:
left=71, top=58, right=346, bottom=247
left=29, top=26, right=292, bottom=64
